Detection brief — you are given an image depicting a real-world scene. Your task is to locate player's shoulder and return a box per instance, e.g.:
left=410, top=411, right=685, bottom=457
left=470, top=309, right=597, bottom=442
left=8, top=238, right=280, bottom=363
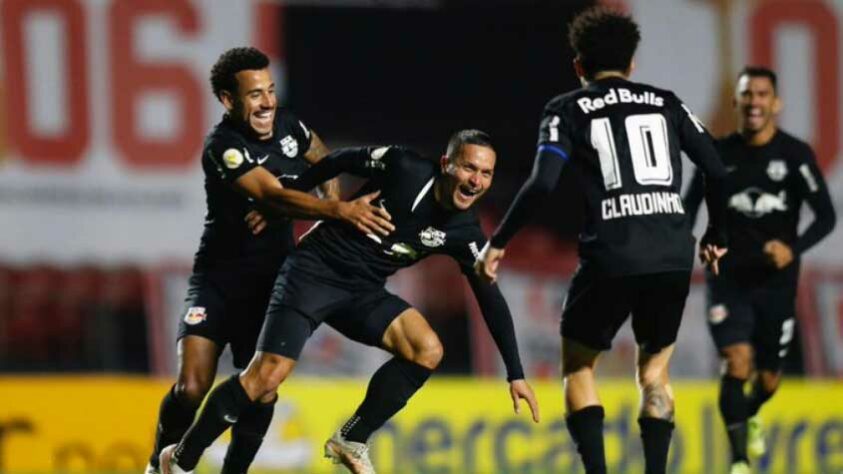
left=204, top=116, right=247, bottom=153
left=776, top=130, right=815, bottom=159
left=380, top=145, right=434, bottom=172
left=715, top=132, right=743, bottom=148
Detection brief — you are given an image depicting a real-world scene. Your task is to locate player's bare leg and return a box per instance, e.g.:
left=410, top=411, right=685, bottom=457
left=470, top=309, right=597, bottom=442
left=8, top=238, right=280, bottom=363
left=327, top=308, right=440, bottom=474
left=147, top=336, right=220, bottom=473
left=718, top=342, right=753, bottom=469
left=561, top=337, right=605, bottom=474
left=636, top=343, right=676, bottom=474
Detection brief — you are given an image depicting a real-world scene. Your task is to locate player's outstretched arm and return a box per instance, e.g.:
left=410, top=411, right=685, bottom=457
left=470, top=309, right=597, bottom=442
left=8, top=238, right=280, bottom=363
left=234, top=166, right=394, bottom=236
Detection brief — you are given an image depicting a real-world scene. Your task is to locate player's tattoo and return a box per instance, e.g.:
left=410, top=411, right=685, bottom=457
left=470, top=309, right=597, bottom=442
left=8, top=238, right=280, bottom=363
left=641, top=383, right=674, bottom=421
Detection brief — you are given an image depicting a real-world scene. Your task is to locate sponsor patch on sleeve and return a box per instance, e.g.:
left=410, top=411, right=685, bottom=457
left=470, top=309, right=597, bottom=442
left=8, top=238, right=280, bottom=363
left=708, top=304, right=728, bottom=325
left=223, top=148, right=245, bottom=169
left=184, top=306, right=207, bottom=325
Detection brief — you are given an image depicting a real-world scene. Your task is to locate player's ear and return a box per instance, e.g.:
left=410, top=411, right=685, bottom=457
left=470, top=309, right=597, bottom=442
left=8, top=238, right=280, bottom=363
left=627, top=59, right=635, bottom=76
left=573, top=57, right=585, bottom=79
left=440, top=155, right=450, bottom=174
left=772, top=95, right=783, bottom=115
left=220, top=90, right=235, bottom=112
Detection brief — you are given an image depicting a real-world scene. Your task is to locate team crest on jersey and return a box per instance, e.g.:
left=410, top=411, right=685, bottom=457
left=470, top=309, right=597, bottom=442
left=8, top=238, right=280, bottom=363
left=766, top=160, right=788, bottom=181
left=279, top=135, right=298, bottom=157
left=184, top=306, right=207, bottom=325
left=223, top=148, right=244, bottom=169
left=728, top=187, right=788, bottom=218
left=419, top=227, right=446, bottom=248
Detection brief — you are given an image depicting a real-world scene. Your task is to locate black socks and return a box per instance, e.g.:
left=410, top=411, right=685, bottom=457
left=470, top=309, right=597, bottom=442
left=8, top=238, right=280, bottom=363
left=341, top=357, right=432, bottom=443
left=639, top=417, right=674, bottom=474
left=221, top=396, right=276, bottom=474
left=149, top=385, right=199, bottom=468
left=719, top=375, right=749, bottom=463
left=174, top=375, right=253, bottom=470
left=566, top=405, right=607, bottom=474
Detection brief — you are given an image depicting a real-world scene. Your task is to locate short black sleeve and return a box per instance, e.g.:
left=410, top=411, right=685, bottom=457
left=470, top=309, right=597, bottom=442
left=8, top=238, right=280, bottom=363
left=537, top=98, right=574, bottom=156
left=203, top=131, right=259, bottom=184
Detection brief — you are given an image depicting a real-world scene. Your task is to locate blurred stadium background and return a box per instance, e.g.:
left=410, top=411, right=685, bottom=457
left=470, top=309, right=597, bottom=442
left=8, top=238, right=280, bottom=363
left=0, top=0, right=841, bottom=472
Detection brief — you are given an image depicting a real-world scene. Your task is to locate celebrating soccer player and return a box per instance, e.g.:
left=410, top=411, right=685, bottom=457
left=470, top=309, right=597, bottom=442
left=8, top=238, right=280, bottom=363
left=684, top=67, right=836, bottom=474
left=159, top=130, right=539, bottom=474
left=145, top=47, right=392, bottom=474
left=476, top=8, right=728, bottom=474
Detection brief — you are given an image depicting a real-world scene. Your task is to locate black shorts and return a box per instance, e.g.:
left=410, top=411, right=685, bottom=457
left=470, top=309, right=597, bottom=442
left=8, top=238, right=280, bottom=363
left=177, top=264, right=278, bottom=368
left=257, top=254, right=411, bottom=359
left=706, top=275, right=797, bottom=371
left=561, top=268, right=691, bottom=354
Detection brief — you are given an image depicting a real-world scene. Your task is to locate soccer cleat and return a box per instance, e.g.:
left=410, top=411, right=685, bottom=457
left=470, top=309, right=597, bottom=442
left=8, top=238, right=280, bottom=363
left=729, top=461, right=751, bottom=474
left=159, top=444, right=194, bottom=474
left=144, top=462, right=160, bottom=474
left=747, top=416, right=767, bottom=458
left=324, top=430, right=376, bottom=474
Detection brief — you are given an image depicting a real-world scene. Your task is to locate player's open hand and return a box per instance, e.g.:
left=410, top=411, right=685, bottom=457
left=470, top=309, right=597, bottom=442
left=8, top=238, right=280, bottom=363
left=763, top=239, right=793, bottom=269
left=245, top=209, right=268, bottom=235
left=474, top=242, right=505, bottom=284
left=509, top=379, right=540, bottom=423
left=699, top=244, right=728, bottom=275
left=338, top=190, right=395, bottom=237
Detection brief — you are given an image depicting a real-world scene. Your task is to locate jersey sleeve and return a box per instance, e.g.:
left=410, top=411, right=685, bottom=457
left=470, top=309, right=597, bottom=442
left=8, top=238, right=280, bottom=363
left=792, top=145, right=836, bottom=254
left=682, top=165, right=706, bottom=228
left=537, top=99, right=574, bottom=156
left=671, top=95, right=729, bottom=246
left=203, top=132, right=259, bottom=184
left=449, top=223, right=525, bottom=380
left=291, top=145, right=400, bottom=192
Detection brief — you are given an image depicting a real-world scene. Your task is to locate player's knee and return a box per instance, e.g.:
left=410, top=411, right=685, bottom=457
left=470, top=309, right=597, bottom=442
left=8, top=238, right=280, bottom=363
left=253, top=354, right=294, bottom=395
left=174, top=377, right=212, bottom=407
left=723, top=355, right=752, bottom=379
left=412, top=336, right=444, bottom=370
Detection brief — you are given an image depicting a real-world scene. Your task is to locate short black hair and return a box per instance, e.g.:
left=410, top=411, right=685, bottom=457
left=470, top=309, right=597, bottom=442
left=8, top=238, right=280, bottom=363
left=210, top=47, right=270, bottom=100
left=738, top=66, right=778, bottom=93
left=446, top=129, right=494, bottom=158
left=568, top=8, right=641, bottom=79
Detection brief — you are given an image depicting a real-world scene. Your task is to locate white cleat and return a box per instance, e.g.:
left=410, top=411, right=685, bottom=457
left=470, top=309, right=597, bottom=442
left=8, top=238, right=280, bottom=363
left=144, top=462, right=160, bottom=474
left=324, top=430, right=376, bottom=474
left=159, top=444, right=194, bottom=474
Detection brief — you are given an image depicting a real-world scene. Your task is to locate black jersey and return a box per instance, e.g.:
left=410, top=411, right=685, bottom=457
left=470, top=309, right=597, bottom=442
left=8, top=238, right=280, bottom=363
left=685, top=130, right=836, bottom=285
left=195, top=108, right=313, bottom=270
left=293, top=146, right=485, bottom=287
left=492, top=77, right=726, bottom=277
left=290, top=145, right=525, bottom=380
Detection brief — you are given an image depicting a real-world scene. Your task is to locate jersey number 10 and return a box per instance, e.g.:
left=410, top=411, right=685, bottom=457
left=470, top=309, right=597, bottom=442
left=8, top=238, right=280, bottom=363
left=590, top=114, right=674, bottom=191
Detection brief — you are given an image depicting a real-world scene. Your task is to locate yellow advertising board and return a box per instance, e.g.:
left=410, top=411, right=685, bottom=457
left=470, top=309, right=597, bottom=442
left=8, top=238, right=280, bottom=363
left=1, top=377, right=842, bottom=473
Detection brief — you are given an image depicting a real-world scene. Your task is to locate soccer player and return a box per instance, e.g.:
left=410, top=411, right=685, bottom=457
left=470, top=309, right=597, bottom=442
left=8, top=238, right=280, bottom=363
left=159, top=130, right=539, bottom=474
left=145, top=47, right=393, bottom=474
left=476, top=8, right=728, bottom=474
left=684, top=67, right=836, bottom=474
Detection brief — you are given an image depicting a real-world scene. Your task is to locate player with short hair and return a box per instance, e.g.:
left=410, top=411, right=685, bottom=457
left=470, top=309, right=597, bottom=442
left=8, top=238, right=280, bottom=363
left=159, top=129, right=539, bottom=474
left=685, top=66, right=836, bottom=474
left=145, top=46, right=392, bottom=474
left=477, top=8, right=728, bottom=474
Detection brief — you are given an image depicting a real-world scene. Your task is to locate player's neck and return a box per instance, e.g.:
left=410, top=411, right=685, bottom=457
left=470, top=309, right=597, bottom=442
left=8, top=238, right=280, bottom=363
left=583, top=70, right=628, bottom=86
left=741, top=124, right=777, bottom=147
left=432, top=179, right=453, bottom=211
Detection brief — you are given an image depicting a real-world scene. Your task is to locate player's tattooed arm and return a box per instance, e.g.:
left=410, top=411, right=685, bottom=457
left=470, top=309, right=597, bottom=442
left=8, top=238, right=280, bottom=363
left=640, top=383, right=675, bottom=421
left=303, top=131, right=340, bottom=200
